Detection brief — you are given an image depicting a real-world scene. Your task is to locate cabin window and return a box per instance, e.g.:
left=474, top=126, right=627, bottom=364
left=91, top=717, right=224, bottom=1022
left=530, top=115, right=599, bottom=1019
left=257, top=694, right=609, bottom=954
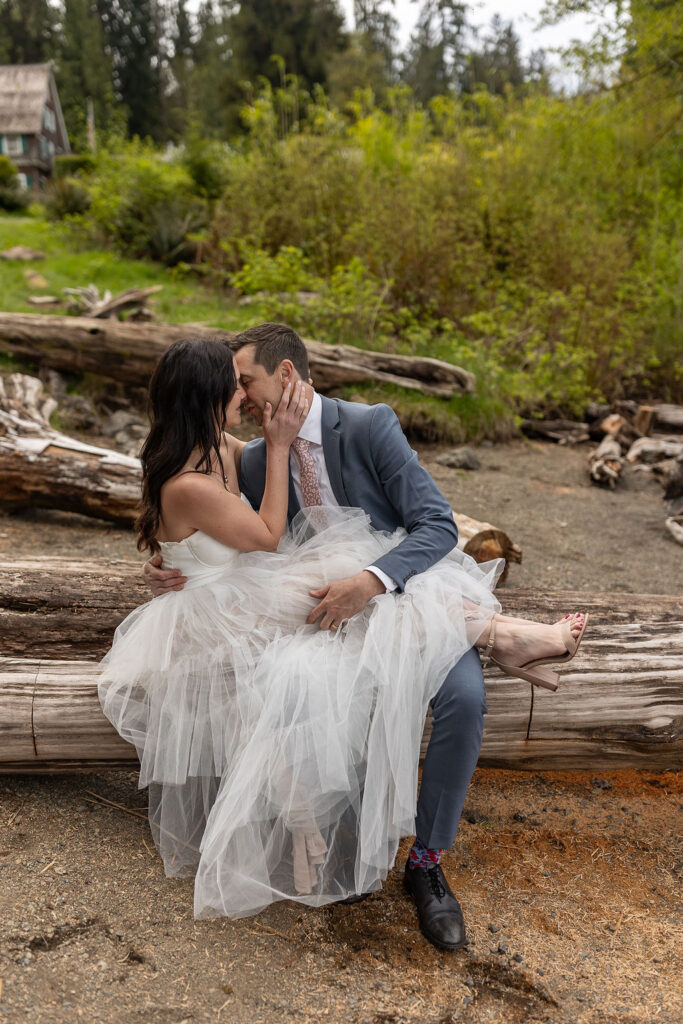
left=2, top=134, right=23, bottom=156
left=17, top=173, right=29, bottom=190
left=43, top=107, right=56, bottom=133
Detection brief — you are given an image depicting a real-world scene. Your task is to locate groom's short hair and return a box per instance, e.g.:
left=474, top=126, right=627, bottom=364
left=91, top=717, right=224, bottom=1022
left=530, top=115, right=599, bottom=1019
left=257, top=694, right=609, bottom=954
left=232, top=323, right=310, bottom=379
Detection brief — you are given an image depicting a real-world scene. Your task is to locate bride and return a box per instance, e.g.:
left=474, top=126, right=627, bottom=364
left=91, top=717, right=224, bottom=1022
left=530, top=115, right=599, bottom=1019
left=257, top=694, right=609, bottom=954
left=99, top=337, right=587, bottom=923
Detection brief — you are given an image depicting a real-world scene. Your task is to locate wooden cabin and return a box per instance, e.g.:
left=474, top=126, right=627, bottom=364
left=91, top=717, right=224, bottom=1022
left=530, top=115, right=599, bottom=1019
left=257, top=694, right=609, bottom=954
left=0, top=64, right=70, bottom=188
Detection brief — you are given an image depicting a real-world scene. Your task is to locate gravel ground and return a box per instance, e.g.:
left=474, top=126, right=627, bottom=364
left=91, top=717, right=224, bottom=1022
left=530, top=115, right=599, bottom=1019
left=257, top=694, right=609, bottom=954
left=1, top=438, right=681, bottom=1024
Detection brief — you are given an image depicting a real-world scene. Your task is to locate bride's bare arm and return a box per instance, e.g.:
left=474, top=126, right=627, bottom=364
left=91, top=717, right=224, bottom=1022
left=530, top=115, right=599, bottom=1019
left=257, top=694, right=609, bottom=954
left=143, top=382, right=307, bottom=591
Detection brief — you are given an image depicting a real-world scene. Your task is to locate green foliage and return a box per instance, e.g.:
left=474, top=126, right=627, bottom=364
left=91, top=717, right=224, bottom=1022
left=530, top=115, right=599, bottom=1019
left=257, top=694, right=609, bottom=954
left=45, top=176, right=92, bottom=219
left=54, top=154, right=97, bottom=178
left=79, top=143, right=207, bottom=264
left=0, top=156, right=28, bottom=212
left=232, top=246, right=392, bottom=347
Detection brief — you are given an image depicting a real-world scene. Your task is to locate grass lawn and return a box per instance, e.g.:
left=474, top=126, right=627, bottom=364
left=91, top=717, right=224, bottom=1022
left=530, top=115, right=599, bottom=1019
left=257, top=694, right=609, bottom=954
left=0, top=210, right=253, bottom=329
left=0, top=210, right=516, bottom=441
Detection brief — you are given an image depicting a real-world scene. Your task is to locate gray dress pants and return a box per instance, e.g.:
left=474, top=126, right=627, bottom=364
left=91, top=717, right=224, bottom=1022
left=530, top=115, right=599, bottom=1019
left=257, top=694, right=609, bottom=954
left=413, top=646, right=487, bottom=850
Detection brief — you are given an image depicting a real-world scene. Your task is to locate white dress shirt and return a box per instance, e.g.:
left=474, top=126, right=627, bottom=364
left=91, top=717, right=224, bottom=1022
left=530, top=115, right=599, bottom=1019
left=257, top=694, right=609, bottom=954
left=291, top=391, right=397, bottom=593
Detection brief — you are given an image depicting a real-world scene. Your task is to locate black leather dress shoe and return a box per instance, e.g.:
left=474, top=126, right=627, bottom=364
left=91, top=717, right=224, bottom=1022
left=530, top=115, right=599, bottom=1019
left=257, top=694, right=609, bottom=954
left=403, top=860, right=467, bottom=950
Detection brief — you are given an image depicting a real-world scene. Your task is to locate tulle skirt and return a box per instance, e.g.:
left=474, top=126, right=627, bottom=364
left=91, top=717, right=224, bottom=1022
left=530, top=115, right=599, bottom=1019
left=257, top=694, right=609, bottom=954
left=99, top=507, right=503, bottom=918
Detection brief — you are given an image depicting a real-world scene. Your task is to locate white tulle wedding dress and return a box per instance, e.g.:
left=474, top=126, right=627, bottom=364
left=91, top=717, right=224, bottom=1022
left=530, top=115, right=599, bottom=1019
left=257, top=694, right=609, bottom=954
left=99, top=506, right=503, bottom=919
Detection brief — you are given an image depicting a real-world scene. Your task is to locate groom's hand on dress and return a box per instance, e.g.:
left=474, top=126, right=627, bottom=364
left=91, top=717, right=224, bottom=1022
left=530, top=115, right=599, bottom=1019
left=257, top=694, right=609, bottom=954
left=307, top=571, right=386, bottom=630
left=143, top=555, right=187, bottom=596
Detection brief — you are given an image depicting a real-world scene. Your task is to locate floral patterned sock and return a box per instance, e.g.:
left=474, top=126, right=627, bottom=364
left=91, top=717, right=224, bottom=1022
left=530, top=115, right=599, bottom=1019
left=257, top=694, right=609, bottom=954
left=408, top=837, right=443, bottom=869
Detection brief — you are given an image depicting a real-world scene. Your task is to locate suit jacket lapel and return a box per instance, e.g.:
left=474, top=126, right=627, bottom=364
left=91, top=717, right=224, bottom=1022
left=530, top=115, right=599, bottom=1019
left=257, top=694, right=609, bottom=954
left=320, top=396, right=350, bottom=506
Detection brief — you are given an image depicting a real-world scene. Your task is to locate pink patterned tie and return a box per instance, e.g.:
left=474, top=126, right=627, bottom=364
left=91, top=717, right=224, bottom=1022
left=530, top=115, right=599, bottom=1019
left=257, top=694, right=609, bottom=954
left=292, top=437, right=323, bottom=507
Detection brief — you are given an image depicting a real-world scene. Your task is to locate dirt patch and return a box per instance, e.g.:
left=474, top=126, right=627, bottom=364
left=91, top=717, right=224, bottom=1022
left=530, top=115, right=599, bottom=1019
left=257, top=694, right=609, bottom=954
left=1, top=768, right=680, bottom=1024
left=0, top=440, right=681, bottom=1023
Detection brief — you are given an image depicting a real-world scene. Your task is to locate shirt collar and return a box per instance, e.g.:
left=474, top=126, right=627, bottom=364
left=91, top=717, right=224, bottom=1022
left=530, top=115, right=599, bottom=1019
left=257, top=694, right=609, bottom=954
left=297, top=390, right=322, bottom=444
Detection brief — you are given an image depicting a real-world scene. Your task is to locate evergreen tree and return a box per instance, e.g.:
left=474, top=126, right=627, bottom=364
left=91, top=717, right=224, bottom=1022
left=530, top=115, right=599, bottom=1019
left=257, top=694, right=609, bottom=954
left=96, top=0, right=167, bottom=140
left=189, top=0, right=236, bottom=138
left=168, top=0, right=196, bottom=137
left=56, top=0, right=120, bottom=147
left=400, top=0, right=468, bottom=103
left=228, top=0, right=347, bottom=92
left=0, top=0, right=57, bottom=64
left=461, top=15, right=526, bottom=95
left=353, top=0, right=398, bottom=78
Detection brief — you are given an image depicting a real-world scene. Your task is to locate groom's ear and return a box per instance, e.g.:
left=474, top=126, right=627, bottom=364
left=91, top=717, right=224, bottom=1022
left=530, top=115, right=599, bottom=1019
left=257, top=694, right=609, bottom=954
left=279, top=359, right=296, bottom=385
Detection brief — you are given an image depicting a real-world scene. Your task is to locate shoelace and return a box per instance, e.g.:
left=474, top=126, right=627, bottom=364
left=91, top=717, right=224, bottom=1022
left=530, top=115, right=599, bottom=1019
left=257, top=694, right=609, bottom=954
left=427, top=866, right=447, bottom=899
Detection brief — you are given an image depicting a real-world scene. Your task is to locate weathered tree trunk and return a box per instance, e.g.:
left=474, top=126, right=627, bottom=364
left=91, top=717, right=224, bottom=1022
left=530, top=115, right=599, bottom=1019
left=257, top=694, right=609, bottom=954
left=0, top=374, right=141, bottom=526
left=1, top=590, right=680, bottom=772
left=521, top=419, right=589, bottom=444
left=1, top=372, right=521, bottom=547
left=1, top=545, right=522, bottom=659
left=0, top=312, right=476, bottom=397
left=651, top=404, right=683, bottom=434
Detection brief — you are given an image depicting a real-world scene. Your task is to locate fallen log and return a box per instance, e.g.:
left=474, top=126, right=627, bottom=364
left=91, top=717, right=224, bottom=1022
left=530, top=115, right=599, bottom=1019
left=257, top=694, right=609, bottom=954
left=589, top=435, right=624, bottom=487
left=1, top=541, right=524, bottom=660
left=0, top=373, right=141, bottom=526
left=2, top=595, right=681, bottom=771
left=521, top=419, right=589, bottom=444
left=651, top=404, right=683, bottom=434
left=0, top=312, right=476, bottom=398
left=2, top=373, right=520, bottom=551
left=625, top=436, right=683, bottom=464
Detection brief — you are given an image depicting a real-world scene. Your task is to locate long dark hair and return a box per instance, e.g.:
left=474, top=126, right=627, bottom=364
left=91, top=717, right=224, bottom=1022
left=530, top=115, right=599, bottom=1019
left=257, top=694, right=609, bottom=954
left=136, top=338, right=237, bottom=554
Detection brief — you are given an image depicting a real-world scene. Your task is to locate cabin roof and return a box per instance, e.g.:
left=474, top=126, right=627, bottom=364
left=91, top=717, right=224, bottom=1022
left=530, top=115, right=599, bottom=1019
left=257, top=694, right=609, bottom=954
left=0, top=63, right=56, bottom=134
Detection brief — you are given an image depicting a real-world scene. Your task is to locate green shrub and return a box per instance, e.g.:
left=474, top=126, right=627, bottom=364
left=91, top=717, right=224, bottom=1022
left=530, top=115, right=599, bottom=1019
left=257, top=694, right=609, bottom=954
left=45, top=176, right=92, bottom=219
left=54, top=154, right=97, bottom=178
left=0, top=155, right=28, bottom=211
left=82, top=142, right=208, bottom=264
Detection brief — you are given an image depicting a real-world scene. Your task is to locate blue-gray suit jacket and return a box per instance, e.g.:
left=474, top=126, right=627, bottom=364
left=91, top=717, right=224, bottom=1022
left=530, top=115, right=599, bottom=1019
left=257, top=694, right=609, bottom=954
left=239, top=396, right=458, bottom=592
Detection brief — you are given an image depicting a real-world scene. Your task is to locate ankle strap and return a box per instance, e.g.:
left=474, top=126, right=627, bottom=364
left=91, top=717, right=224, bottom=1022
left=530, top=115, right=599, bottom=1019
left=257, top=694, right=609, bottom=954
left=481, top=617, right=496, bottom=666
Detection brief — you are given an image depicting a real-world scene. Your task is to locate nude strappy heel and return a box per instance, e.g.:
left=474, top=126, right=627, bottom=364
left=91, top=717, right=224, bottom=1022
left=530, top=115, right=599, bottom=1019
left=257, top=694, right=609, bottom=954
left=481, top=613, right=589, bottom=692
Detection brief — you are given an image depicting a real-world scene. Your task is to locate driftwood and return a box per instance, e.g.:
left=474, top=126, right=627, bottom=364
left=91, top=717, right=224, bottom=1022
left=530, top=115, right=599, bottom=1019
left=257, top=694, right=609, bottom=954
left=625, top=436, right=683, bottom=464
left=521, top=419, right=589, bottom=444
left=63, top=284, right=162, bottom=320
left=1, top=375, right=520, bottom=565
left=651, top=404, right=683, bottom=434
left=453, top=513, right=521, bottom=582
left=599, top=413, right=641, bottom=449
left=589, top=435, right=624, bottom=487
left=0, top=374, right=141, bottom=525
left=2, top=586, right=681, bottom=772
left=0, top=312, right=476, bottom=398
left=665, top=515, right=683, bottom=546
left=0, top=535, right=519, bottom=659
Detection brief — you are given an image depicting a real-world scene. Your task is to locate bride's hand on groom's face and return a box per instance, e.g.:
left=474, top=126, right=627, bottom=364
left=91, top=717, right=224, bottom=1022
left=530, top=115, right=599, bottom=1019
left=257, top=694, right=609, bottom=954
left=262, top=380, right=308, bottom=448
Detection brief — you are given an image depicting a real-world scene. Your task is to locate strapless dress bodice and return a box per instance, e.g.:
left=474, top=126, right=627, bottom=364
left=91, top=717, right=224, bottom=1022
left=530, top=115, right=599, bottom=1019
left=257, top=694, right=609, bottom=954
left=159, top=530, right=239, bottom=588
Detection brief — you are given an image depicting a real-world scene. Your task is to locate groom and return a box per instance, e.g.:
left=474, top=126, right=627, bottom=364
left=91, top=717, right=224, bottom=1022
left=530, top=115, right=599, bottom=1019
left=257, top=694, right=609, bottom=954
left=145, top=322, right=487, bottom=951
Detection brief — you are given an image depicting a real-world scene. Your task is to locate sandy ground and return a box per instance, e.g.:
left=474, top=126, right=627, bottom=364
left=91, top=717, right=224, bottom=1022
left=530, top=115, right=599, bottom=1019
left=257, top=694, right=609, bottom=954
left=1, top=439, right=681, bottom=1023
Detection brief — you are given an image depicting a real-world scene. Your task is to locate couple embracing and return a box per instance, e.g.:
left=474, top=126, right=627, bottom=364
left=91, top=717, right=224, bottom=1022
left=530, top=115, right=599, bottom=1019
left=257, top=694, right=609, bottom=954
left=99, top=322, right=588, bottom=950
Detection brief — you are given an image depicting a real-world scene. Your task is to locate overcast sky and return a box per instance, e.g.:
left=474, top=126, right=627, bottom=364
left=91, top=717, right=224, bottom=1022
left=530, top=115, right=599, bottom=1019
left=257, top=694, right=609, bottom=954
left=339, top=1, right=598, bottom=57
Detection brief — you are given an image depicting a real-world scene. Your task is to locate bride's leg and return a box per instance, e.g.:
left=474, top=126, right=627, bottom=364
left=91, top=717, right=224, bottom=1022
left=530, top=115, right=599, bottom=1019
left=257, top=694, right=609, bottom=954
left=474, top=611, right=585, bottom=664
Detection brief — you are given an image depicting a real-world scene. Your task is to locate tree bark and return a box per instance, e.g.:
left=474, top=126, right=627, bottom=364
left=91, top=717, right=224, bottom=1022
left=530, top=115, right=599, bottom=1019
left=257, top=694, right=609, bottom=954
left=652, top=404, right=683, bottom=434
left=1, top=547, right=522, bottom=659
left=0, top=312, right=476, bottom=397
left=1, top=590, right=681, bottom=772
